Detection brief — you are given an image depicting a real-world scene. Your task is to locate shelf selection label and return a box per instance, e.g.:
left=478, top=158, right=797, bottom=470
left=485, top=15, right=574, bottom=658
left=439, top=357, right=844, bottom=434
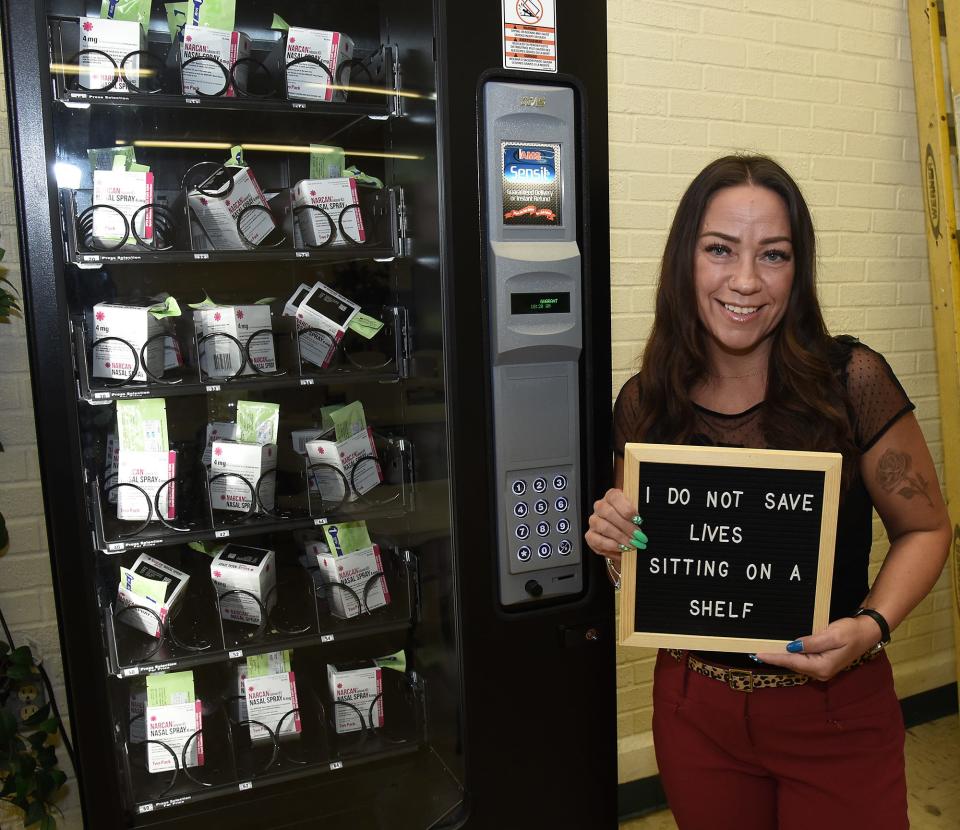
left=502, top=0, right=557, bottom=73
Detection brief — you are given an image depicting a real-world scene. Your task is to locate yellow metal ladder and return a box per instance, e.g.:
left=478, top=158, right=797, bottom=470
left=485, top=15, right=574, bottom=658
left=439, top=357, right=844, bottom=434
left=907, top=0, right=960, bottom=698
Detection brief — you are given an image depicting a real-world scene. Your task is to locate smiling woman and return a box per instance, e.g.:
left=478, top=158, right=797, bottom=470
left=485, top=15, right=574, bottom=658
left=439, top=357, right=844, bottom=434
left=584, top=154, right=951, bottom=829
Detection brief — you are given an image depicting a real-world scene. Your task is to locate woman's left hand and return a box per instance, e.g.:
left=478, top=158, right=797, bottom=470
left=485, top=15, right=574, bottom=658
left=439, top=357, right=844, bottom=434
left=754, top=614, right=883, bottom=682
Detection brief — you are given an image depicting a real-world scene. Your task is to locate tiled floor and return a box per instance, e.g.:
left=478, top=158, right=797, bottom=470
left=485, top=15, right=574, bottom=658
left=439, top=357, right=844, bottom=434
left=620, top=715, right=960, bottom=829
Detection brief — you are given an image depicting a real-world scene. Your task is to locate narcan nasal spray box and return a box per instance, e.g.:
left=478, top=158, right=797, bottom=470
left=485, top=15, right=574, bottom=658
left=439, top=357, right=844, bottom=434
left=78, top=17, right=145, bottom=93
left=310, top=543, right=390, bottom=619
left=92, top=168, right=154, bottom=248
left=194, top=305, right=276, bottom=377
left=181, top=25, right=251, bottom=97
left=209, top=440, right=277, bottom=513
left=92, top=303, right=163, bottom=383
left=291, top=178, right=366, bottom=248
left=327, top=660, right=384, bottom=734
left=284, top=28, right=354, bottom=102
left=188, top=166, right=276, bottom=249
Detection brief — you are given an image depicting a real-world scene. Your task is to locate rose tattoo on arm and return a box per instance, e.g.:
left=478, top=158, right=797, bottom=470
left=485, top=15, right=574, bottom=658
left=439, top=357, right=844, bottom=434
left=876, top=449, right=934, bottom=508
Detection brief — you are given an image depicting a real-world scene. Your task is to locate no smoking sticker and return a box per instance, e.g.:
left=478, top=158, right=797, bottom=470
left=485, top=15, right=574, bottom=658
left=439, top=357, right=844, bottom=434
left=502, top=0, right=557, bottom=73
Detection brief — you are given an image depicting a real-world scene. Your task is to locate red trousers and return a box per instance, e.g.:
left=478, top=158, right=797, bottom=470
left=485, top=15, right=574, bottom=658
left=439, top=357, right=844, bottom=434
left=652, top=649, right=908, bottom=830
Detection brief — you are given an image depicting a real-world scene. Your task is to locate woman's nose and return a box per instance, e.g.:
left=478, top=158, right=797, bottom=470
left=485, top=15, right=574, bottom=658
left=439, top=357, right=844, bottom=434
left=728, top=258, right=761, bottom=293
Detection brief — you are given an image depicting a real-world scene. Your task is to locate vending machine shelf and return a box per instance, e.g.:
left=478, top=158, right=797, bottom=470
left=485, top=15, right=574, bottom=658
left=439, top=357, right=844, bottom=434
left=61, top=184, right=405, bottom=268
left=88, top=434, right=416, bottom=555
left=73, top=306, right=410, bottom=404
left=103, top=547, right=420, bottom=679
left=47, top=17, right=402, bottom=119
left=118, top=667, right=427, bottom=817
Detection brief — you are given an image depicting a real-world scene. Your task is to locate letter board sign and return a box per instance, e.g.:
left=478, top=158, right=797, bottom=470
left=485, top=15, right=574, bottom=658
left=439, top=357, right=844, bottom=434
left=619, top=444, right=842, bottom=652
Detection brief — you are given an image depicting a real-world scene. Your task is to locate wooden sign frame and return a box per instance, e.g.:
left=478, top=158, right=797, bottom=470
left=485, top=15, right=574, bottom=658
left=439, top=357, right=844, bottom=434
left=619, top=443, right=842, bottom=652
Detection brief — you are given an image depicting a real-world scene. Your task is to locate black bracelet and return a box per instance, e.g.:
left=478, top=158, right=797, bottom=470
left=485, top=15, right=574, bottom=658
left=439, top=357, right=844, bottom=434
left=854, top=607, right=891, bottom=645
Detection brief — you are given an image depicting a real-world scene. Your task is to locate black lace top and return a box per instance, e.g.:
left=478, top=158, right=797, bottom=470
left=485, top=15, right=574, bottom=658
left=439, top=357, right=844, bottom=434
left=613, top=337, right=915, bottom=668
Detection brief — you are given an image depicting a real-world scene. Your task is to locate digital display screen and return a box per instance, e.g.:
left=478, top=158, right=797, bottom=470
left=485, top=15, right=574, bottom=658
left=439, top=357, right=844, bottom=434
left=501, top=142, right=562, bottom=226
left=511, top=292, right=571, bottom=315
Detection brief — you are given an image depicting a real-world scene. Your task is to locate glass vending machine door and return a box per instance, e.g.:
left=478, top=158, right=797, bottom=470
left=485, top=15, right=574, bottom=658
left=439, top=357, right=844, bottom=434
left=19, top=1, right=464, bottom=825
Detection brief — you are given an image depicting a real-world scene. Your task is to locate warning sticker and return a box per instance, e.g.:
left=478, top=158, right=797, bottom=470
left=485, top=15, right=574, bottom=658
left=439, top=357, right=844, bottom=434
left=502, top=0, right=557, bottom=73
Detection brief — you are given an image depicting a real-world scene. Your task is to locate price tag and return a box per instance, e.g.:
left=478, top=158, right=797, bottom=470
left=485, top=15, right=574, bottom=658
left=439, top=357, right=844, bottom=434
left=138, top=805, right=154, bottom=814
left=313, top=518, right=328, bottom=526
left=292, top=103, right=306, bottom=109
left=94, top=392, right=111, bottom=400
left=229, top=650, right=243, bottom=659
left=238, top=782, right=252, bottom=792
left=296, top=251, right=310, bottom=258
left=321, top=634, right=335, bottom=643
left=108, top=543, right=126, bottom=553
left=300, top=378, right=315, bottom=386
left=215, top=530, right=231, bottom=539
left=185, top=98, right=201, bottom=105
left=123, top=667, right=140, bottom=677
left=194, top=253, right=210, bottom=261
left=330, top=761, right=343, bottom=771
left=206, top=385, right=221, bottom=393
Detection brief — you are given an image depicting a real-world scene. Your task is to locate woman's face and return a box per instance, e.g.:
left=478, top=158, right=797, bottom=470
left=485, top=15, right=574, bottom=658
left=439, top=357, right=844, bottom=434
left=694, top=183, right=795, bottom=362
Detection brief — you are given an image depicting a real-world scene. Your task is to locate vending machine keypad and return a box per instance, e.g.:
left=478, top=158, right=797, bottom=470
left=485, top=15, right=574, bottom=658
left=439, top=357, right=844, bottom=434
left=507, top=465, right=580, bottom=574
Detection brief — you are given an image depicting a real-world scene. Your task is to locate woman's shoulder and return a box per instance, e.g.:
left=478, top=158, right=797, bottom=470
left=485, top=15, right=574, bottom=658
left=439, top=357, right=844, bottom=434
left=830, top=334, right=899, bottom=389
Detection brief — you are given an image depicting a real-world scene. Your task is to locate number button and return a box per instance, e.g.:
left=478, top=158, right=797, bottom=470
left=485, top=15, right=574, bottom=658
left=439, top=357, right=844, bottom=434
left=517, top=545, right=532, bottom=562
left=555, top=497, right=568, bottom=512
left=533, top=477, right=547, bottom=493
left=537, top=543, right=552, bottom=558
left=536, top=521, right=550, bottom=537
left=558, top=539, right=572, bottom=556
left=514, top=502, right=528, bottom=518
left=512, top=480, right=527, bottom=496
left=556, top=518, right=570, bottom=534
left=534, top=499, right=548, bottom=515
left=515, top=524, right=530, bottom=540
left=553, top=474, right=567, bottom=491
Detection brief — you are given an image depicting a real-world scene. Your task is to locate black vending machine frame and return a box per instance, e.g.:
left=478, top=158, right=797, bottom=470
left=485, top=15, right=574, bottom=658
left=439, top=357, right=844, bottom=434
left=2, top=0, right=616, bottom=827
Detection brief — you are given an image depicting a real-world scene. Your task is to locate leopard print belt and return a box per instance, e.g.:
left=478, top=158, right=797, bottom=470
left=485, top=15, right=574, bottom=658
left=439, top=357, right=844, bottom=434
left=666, top=648, right=880, bottom=692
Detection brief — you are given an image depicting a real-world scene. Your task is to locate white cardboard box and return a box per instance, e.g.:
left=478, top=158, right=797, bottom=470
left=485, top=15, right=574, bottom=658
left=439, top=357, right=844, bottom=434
left=292, top=178, right=366, bottom=248
left=146, top=701, right=203, bottom=773
left=194, top=305, right=276, bottom=378
left=305, top=429, right=382, bottom=504
left=327, top=661, right=384, bottom=734
left=116, top=553, right=190, bottom=638
left=284, top=28, right=354, bottom=102
left=210, top=544, right=277, bottom=625
left=116, top=449, right=177, bottom=522
left=286, top=281, right=360, bottom=368
left=78, top=17, right=145, bottom=93
left=92, top=303, right=163, bottom=383
left=187, top=165, right=276, bottom=250
left=209, top=440, right=277, bottom=513
left=202, top=422, right=240, bottom=467
left=92, top=169, right=154, bottom=248
left=310, top=543, right=390, bottom=619
left=181, top=25, right=251, bottom=97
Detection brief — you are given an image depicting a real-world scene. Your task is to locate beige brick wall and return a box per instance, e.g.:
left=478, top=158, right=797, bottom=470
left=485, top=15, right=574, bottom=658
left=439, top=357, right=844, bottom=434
left=0, top=37, right=83, bottom=830
left=608, top=0, right=957, bottom=785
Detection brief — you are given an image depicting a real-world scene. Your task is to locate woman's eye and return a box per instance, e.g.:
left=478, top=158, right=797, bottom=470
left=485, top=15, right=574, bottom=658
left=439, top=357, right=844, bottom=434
left=762, top=249, right=792, bottom=263
left=705, top=243, right=730, bottom=256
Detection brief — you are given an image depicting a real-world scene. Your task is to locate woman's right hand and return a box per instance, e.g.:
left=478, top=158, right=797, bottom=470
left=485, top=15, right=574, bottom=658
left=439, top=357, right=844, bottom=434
left=584, top=487, right=646, bottom=565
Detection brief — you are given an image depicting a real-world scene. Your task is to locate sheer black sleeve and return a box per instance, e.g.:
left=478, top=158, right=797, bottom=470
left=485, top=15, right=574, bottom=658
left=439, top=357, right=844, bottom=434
left=613, top=374, right=643, bottom=457
left=842, top=341, right=915, bottom=451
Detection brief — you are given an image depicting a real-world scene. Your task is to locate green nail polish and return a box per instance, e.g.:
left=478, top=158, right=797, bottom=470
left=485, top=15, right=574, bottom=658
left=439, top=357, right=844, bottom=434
left=632, top=516, right=643, bottom=526
left=630, top=539, right=647, bottom=550
left=632, top=529, right=648, bottom=544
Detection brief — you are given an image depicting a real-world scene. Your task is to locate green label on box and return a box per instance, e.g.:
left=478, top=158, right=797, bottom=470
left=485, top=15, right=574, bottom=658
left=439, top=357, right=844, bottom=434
left=330, top=401, right=367, bottom=442
left=147, top=670, right=196, bottom=707
left=321, top=521, right=372, bottom=556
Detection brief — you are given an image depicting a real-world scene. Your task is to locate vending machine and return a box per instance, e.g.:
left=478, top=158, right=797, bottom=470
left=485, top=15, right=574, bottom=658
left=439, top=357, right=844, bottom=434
left=2, top=1, right=614, bottom=827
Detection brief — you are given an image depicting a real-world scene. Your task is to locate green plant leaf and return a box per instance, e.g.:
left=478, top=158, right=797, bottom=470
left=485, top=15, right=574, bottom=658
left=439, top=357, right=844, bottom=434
left=19, top=754, right=36, bottom=778
left=40, top=813, right=56, bottom=830
left=10, top=647, right=34, bottom=667
left=39, top=719, right=58, bottom=736
left=25, top=797, right=46, bottom=827
left=35, top=747, right=56, bottom=770
left=28, top=732, right=47, bottom=752
left=49, top=770, right=66, bottom=790
left=22, top=704, right=50, bottom=728
left=0, top=709, right=17, bottom=742
left=6, top=665, right=31, bottom=681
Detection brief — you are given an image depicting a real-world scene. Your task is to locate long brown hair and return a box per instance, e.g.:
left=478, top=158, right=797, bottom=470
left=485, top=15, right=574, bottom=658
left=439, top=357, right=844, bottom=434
left=634, top=154, right=857, bottom=470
